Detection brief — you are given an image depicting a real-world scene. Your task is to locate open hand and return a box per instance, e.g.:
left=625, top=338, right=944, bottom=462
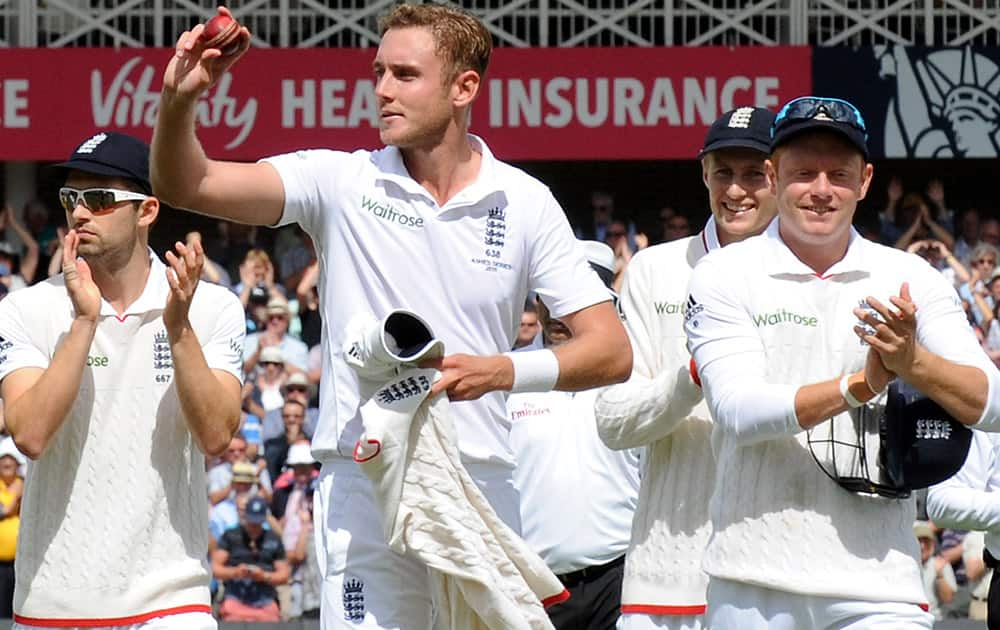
left=163, top=239, right=205, bottom=337
left=61, top=230, right=101, bottom=321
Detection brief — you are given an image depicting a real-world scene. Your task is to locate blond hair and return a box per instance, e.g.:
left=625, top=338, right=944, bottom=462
left=379, top=3, right=492, bottom=82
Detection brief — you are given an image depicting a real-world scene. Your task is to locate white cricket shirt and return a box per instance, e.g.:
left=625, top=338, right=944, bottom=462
left=509, top=388, right=640, bottom=574
left=266, top=136, right=609, bottom=469
left=928, top=430, right=1000, bottom=561
left=685, top=219, right=999, bottom=604
left=0, top=252, right=245, bottom=624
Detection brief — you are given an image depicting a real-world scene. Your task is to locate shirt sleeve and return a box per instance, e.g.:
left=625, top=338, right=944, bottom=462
left=927, top=432, right=1000, bottom=533
left=908, top=262, right=1000, bottom=431
left=202, top=288, right=247, bottom=383
left=684, top=254, right=799, bottom=446
left=595, top=253, right=703, bottom=449
left=528, top=192, right=609, bottom=320
left=263, top=149, right=355, bottom=235
left=0, top=291, right=51, bottom=381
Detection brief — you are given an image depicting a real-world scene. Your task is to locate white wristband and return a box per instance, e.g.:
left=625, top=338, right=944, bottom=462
left=839, top=374, right=864, bottom=408
left=504, top=349, right=560, bottom=393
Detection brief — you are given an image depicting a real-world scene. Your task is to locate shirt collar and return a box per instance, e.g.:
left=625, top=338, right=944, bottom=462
left=372, top=135, right=503, bottom=211
left=761, top=218, right=868, bottom=278
left=701, top=215, right=722, bottom=253
left=98, top=248, right=169, bottom=317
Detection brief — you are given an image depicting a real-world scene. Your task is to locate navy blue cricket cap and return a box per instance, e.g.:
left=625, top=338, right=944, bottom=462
left=698, top=107, right=775, bottom=159
left=52, top=131, right=151, bottom=194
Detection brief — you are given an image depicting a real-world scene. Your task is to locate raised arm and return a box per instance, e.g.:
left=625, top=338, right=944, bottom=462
left=152, top=7, right=284, bottom=225
left=163, top=240, right=244, bottom=457
left=5, top=205, right=39, bottom=284
left=1, top=232, right=99, bottom=458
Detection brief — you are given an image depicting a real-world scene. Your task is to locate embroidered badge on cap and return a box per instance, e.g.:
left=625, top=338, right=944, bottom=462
left=727, top=106, right=754, bottom=129
left=76, top=133, right=109, bottom=154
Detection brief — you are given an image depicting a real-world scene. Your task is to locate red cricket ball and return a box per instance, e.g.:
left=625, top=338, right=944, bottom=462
left=201, top=14, right=242, bottom=56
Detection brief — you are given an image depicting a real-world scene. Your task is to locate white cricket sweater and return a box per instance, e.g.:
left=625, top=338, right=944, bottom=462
left=685, top=221, right=998, bottom=604
left=0, top=254, right=246, bottom=624
left=353, top=368, right=566, bottom=630
left=595, top=224, right=716, bottom=614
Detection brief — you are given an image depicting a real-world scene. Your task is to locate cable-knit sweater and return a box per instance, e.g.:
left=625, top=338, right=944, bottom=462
left=684, top=223, right=998, bottom=604
left=595, top=223, right=717, bottom=613
left=0, top=258, right=245, bottom=623
left=353, top=367, right=567, bottom=630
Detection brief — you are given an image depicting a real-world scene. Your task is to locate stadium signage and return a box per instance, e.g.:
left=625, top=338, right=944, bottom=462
left=1, top=46, right=810, bottom=160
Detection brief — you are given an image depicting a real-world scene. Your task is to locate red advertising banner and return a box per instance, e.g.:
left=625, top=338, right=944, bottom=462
left=0, top=46, right=810, bottom=161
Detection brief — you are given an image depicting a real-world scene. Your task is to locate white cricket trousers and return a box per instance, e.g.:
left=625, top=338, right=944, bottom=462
left=618, top=612, right=703, bottom=630
left=313, top=457, right=521, bottom=630
left=705, top=578, right=933, bottom=629
left=13, top=612, right=216, bottom=630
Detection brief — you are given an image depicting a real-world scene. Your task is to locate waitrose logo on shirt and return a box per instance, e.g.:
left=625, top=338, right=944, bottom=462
left=654, top=301, right=686, bottom=316
left=360, top=195, right=425, bottom=229
left=752, top=308, right=819, bottom=328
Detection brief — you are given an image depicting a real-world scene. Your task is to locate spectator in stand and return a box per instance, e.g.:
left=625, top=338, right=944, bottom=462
left=983, top=219, right=1000, bottom=248
left=0, top=204, right=39, bottom=288
left=576, top=190, right=616, bottom=244
left=938, top=528, right=971, bottom=618
left=906, top=239, right=970, bottom=287
left=661, top=210, right=692, bottom=243
left=243, top=297, right=309, bottom=375
left=243, top=346, right=291, bottom=420
left=208, top=435, right=272, bottom=506
left=961, top=530, right=991, bottom=621
left=979, top=270, right=1000, bottom=365
left=514, top=300, right=541, bottom=350
left=0, top=446, right=23, bottom=618
left=185, top=230, right=231, bottom=287
left=21, top=200, right=59, bottom=282
left=208, top=460, right=259, bottom=542
left=606, top=219, right=648, bottom=293
left=276, top=227, right=316, bottom=295
left=881, top=177, right=954, bottom=248
left=954, top=208, right=982, bottom=264
left=261, top=372, right=318, bottom=444
left=272, top=442, right=317, bottom=620
left=892, top=192, right=955, bottom=252
left=915, top=520, right=957, bottom=621
left=960, top=244, right=1000, bottom=329
left=295, top=260, right=322, bottom=350
left=233, top=249, right=285, bottom=313
left=213, top=495, right=291, bottom=622
left=263, top=399, right=309, bottom=483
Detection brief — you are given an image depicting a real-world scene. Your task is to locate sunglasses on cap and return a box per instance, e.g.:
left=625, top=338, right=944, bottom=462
left=59, top=187, right=147, bottom=213
left=772, top=97, right=868, bottom=140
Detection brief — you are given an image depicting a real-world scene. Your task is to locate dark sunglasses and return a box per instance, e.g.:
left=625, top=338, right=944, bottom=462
left=59, top=187, right=146, bottom=213
left=772, top=97, right=868, bottom=140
